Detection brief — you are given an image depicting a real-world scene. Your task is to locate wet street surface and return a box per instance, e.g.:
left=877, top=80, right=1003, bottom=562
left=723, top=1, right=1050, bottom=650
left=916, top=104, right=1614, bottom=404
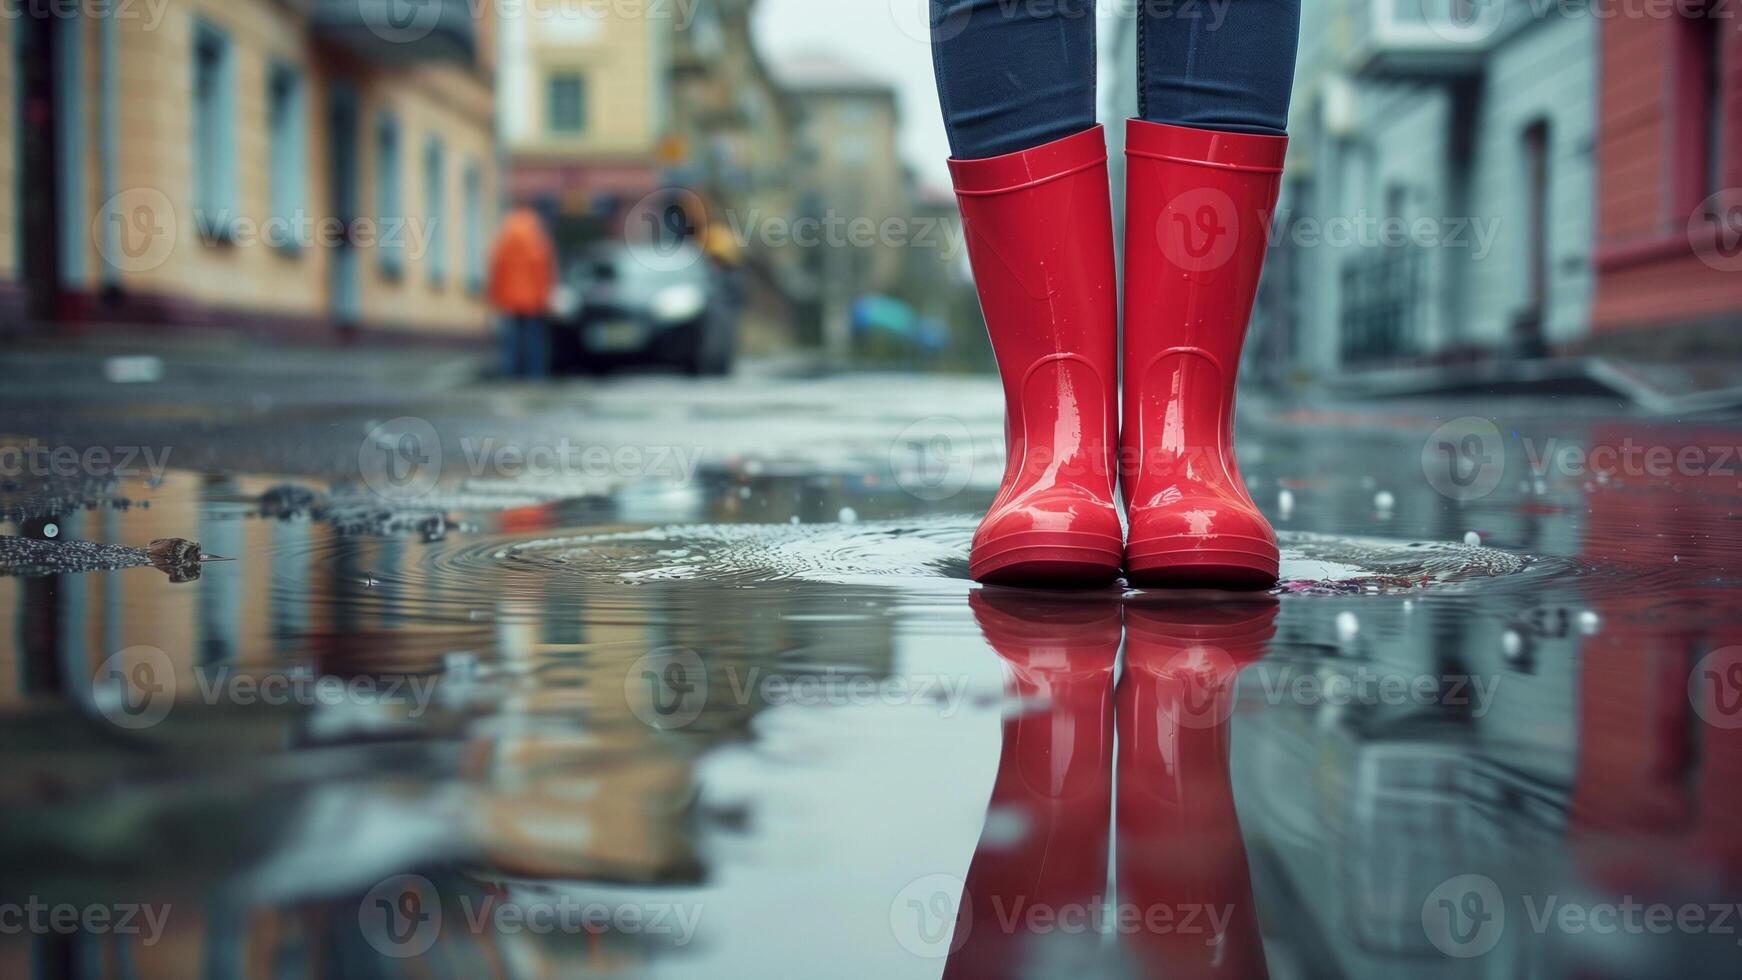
left=3, top=349, right=1742, bottom=978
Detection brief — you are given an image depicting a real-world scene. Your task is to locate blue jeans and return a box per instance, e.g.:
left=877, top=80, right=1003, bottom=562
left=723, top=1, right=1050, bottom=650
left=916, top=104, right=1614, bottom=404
left=931, top=0, right=1301, bottom=160
left=501, top=315, right=550, bottom=379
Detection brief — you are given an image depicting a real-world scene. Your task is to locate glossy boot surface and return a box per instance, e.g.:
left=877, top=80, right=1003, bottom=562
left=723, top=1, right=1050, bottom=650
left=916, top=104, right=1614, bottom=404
left=950, top=127, right=1123, bottom=586
left=1117, top=602, right=1277, bottom=979
left=945, top=590, right=1119, bottom=975
left=1121, top=120, right=1287, bottom=589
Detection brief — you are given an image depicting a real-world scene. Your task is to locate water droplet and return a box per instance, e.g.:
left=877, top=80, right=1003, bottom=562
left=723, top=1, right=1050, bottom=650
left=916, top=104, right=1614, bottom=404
left=1464, top=531, right=1481, bottom=546
left=359, top=574, right=379, bottom=588
left=1374, top=490, right=1395, bottom=511
left=738, top=486, right=752, bottom=499
left=1501, top=629, right=1524, bottom=659
left=789, top=515, right=800, bottom=525
left=838, top=507, right=858, bottom=524
left=1577, top=610, right=1600, bottom=635
left=1335, top=611, right=1359, bottom=642
left=42, top=523, right=58, bottom=539
left=1278, top=489, right=1295, bottom=517
left=1532, top=479, right=1547, bottom=496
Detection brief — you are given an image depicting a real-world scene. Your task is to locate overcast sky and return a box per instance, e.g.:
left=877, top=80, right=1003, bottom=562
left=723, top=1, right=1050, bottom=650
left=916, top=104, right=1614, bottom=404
left=751, top=0, right=1123, bottom=191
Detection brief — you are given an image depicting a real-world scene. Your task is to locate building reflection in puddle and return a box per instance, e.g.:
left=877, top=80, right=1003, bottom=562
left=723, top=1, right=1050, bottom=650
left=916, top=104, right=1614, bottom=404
left=946, top=592, right=1273, bottom=979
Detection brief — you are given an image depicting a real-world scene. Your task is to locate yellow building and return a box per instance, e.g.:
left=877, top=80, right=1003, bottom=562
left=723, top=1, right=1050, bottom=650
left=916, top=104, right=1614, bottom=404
left=1, top=0, right=500, bottom=341
left=499, top=0, right=670, bottom=217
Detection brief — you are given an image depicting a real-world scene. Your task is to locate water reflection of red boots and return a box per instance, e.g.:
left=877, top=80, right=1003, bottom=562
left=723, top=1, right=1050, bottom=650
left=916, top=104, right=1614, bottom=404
left=945, top=590, right=1121, bottom=979
left=1119, top=603, right=1274, bottom=980
left=946, top=593, right=1273, bottom=979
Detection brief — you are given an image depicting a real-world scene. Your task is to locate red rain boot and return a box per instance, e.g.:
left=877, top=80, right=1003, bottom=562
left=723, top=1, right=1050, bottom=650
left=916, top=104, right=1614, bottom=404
left=1117, top=602, right=1276, bottom=978
left=1121, top=120, right=1287, bottom=589
left=950, top=126, right=1123, bottom=586
left=945, top=590, right=1119, bottom=975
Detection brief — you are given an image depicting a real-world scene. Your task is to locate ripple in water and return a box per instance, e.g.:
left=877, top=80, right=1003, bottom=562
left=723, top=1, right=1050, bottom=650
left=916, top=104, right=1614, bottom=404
left=488, top=519, right=1535, bottom=596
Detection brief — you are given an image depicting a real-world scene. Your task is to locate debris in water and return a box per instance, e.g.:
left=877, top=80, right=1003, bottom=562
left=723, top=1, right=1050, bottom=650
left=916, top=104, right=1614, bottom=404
left=0, top=535, right=219, bottom=582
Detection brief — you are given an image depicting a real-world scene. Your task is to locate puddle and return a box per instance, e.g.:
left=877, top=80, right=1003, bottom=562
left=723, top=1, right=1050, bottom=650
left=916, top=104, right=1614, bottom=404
left=2, top=387, right=1742, bottom=978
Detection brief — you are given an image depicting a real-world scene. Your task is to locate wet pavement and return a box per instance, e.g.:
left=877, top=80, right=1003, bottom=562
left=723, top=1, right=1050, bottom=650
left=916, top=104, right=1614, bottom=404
left=2, top=349, right=1742, bottom=978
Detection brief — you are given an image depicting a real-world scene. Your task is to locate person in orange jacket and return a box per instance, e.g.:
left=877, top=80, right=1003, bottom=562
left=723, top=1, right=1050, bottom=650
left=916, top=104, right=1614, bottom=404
left=488, top=208, right=558, bottom=379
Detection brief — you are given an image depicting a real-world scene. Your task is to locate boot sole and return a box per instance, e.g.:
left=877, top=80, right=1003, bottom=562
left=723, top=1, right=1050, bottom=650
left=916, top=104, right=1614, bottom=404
left=970, top=532, right=1124, bottom=587
left=1125, top=536, right=1278, bottom=591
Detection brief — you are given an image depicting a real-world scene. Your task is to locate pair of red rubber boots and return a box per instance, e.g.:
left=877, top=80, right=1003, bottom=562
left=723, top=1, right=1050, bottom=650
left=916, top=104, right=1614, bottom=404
left=953, top=120, right=1286, bottom=589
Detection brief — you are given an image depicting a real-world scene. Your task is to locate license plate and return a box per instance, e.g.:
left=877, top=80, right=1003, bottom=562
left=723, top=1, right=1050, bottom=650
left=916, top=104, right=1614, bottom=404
left=588, top=320, right=644, bottom=352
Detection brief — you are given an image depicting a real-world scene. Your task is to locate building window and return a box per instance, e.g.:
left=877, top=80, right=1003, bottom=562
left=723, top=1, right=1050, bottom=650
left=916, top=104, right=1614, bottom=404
left=376, top=112, right=404, bottom=277
left=267, top=64, right=305, bottom=254
left=424, top=137, right=446, bottom=286
left=548, top=73, right=586, bottom=134
left=1675, top=12, right=1725, bottom=216
left=192, top=20, right=236, bottom=239
left=463, top=162, right=484, bottom=294
left=1521, top=120, right=1550, bottom=320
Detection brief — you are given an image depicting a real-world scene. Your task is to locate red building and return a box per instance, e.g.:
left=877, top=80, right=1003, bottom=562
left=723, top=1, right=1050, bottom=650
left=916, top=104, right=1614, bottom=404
left=1591, top=13, right=1742, bottom=350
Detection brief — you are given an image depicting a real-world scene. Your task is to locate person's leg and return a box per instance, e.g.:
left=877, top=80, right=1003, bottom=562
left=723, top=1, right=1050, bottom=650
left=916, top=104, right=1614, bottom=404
left=933, top=0, right=1122, bottom=585
left=1138, top=0, right=1301, bottom=135
left=501, top=316, right=522, bottom=378
left=523, top=317, right=550, bottom=380
left=1119, top=0, right=1300, bottom=588
left=931, top=0, right=1098, bottom=159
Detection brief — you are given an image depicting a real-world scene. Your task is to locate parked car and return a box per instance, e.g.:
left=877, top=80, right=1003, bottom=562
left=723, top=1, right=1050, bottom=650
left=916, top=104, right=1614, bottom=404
left=549, top=243, right=737, bottom=376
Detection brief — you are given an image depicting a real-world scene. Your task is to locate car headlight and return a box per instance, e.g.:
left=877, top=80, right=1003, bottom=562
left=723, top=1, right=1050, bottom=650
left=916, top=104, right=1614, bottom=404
left=551, top=285, right=580, bottom=319
left=651, top=284, right=706, bottom=323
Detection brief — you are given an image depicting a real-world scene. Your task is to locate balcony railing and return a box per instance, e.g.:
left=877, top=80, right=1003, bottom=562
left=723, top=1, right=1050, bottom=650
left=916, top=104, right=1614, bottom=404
left=1345, top=0, right=1504, bottom=79
left=1341, top=245, right=1424, bottom=365
left=311, top=0, right=477, bottom=65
